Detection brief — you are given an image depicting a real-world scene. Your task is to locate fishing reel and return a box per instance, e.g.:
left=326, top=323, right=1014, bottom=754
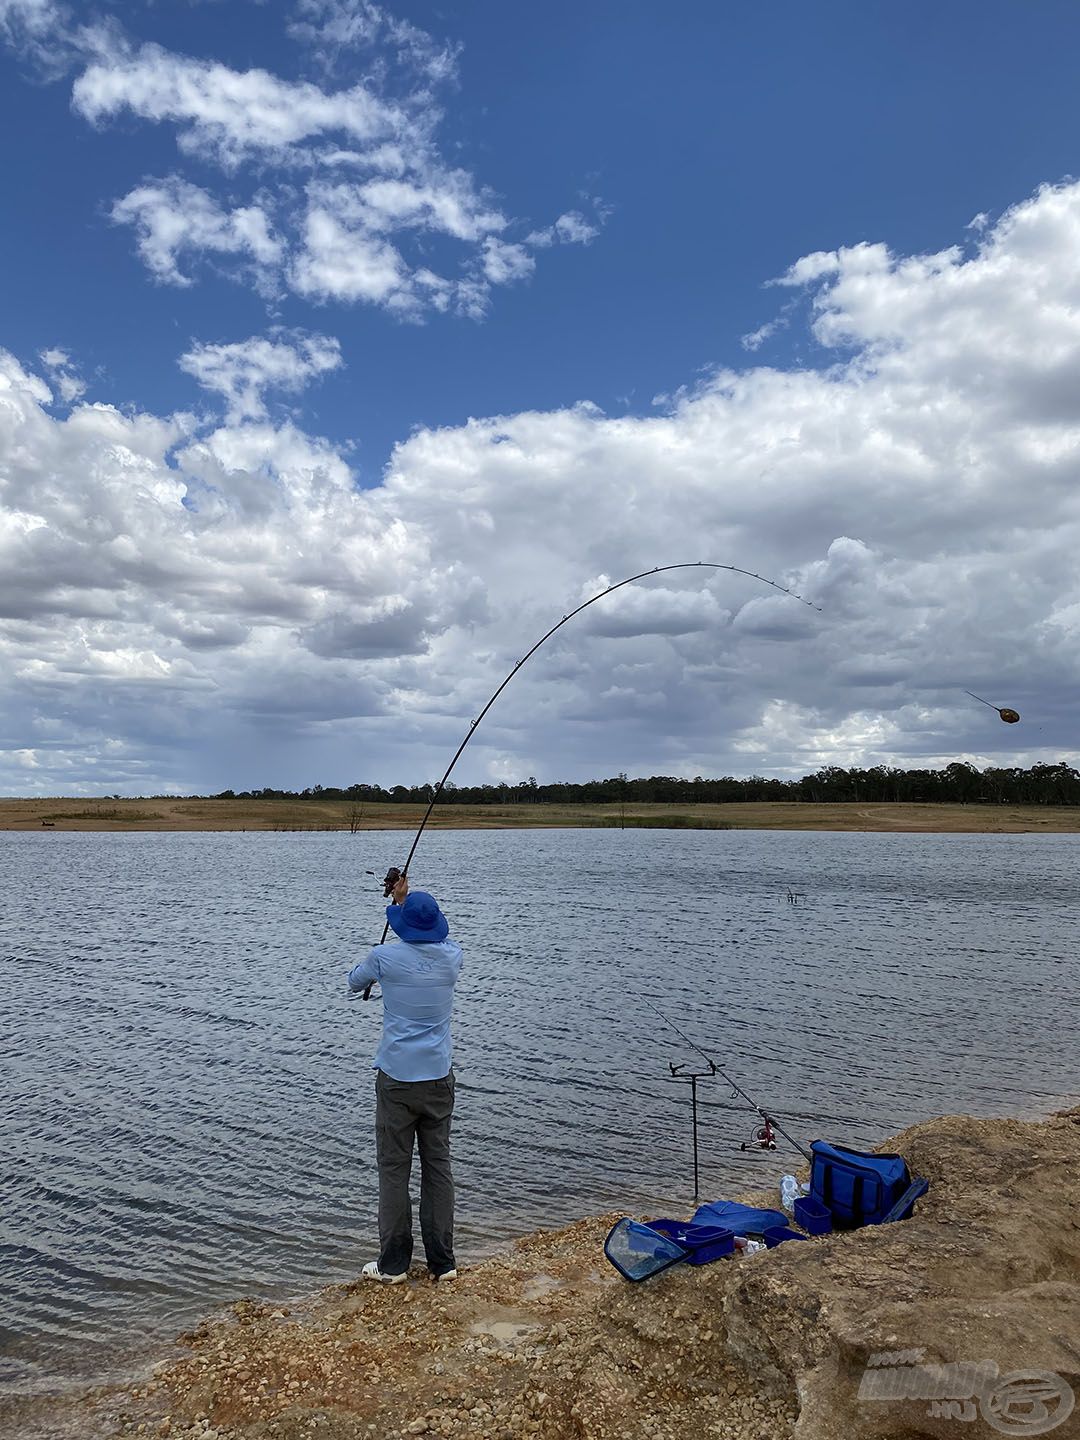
left=365, top=866, right=403, bottom=898
left=380, top=866, right=403, bottom=899
left=740, top=1117, right=777, bottom=1152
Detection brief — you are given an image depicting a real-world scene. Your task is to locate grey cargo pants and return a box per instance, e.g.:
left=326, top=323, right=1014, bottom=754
left=374, top=1068, right=456, bottom=1277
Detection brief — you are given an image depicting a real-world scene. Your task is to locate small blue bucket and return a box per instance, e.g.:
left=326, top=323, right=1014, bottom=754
left=794, top=1196, right=833, bottom=1235
left=762, top=1224, right=809, bottom=1249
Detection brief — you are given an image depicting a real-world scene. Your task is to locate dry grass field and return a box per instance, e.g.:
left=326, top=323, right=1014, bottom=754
left=2, top=796, right=1079, bottom=832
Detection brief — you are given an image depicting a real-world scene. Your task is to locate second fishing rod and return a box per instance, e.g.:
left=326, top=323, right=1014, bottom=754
left=643, top=998, right=812, bottom=1164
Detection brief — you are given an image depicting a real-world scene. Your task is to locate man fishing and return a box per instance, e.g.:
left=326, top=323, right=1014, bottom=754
left=348, top=874, right=464, bottom=1284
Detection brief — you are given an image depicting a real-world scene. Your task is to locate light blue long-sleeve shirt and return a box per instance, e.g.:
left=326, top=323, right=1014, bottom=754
left=348, top=937, right=463, bottom=1082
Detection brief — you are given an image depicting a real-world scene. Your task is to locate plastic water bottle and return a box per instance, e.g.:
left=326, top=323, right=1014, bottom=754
left=780, top=1175, right=800, bottom=1212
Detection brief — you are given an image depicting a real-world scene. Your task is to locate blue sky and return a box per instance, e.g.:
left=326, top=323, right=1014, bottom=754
left=6, top=0, right=1080, bottom=472
left=3, top=0, right=1080, bottom=793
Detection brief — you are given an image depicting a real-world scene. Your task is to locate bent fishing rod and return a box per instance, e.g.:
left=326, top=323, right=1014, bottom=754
left=644, top=998, right=813, bottom=1161
left=361, top=561, right=820, bottom=999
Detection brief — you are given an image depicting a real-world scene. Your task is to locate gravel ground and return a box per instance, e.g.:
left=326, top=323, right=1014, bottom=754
left=89, top=1211, right=796, bottom=1440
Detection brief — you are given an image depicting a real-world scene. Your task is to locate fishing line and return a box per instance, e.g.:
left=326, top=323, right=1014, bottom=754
left=361, top=561, right=819, bottom=998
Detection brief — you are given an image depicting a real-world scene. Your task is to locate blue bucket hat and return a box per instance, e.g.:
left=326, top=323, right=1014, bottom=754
left=386, top=890, right=449, bottom=944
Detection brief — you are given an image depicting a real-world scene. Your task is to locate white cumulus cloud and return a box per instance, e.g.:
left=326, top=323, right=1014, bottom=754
left=73, top=43, right=411, bottom=170
left=289, top=193, right=414, bottom=306
left=5, top=179, right=1080, bottom=793
left=0, top=4, right=598, bottom=320
left=288, top=0, right=461, bottom=84
left=38, top=346, right=87, bottom=404
left=178, top=332, right=344, bottom=423
left=526, top=210, right=601, bottom=248
left=110, top=177, right=283, bottom=288
left=0, top=0, right=66, bottom=67
left=480, top=238, right=535, bottom=287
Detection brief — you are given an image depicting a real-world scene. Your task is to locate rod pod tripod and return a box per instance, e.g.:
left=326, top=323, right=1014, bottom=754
left=668, top=1058, right=717, bottom=1200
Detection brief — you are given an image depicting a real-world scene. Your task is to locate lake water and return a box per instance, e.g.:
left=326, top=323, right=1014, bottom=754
left=1, top=827, right=1077, bottom=1395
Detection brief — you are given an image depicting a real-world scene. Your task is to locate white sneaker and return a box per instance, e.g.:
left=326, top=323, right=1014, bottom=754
left=430, top=1268, right=457, bottom=1282
left=361, top=1260, right=408, bottom=1285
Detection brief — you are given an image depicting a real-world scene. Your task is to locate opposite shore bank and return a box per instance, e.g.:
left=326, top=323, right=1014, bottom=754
left=5, top=1105, right=1079, bottom=1440
left=4, top=798, right=1080, bottom=833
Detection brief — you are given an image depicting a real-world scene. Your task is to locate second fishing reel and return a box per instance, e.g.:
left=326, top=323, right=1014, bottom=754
left=741, top=1117, right=778, bottom=1152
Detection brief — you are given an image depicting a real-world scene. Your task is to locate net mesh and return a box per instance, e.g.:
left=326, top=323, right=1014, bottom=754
left=603, top=1218, right=688, bottom=1282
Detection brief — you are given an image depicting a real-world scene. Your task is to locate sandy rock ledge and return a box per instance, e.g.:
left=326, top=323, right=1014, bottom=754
left=6, top=1107, right=1079, bottom=1440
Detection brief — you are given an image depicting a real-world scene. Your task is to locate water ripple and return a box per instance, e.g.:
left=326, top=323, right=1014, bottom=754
left=1, top=827, right=1078, bottom=1392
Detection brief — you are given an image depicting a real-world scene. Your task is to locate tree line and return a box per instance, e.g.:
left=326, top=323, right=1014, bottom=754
left=210, top=761, right=1080, bottom=808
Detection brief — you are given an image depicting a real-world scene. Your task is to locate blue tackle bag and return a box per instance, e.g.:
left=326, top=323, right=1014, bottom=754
left=810, top=1141, right=928, bottom=1229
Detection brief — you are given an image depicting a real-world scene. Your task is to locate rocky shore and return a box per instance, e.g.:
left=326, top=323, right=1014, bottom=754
left=6, top=1107, right=1079, bottom=1440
